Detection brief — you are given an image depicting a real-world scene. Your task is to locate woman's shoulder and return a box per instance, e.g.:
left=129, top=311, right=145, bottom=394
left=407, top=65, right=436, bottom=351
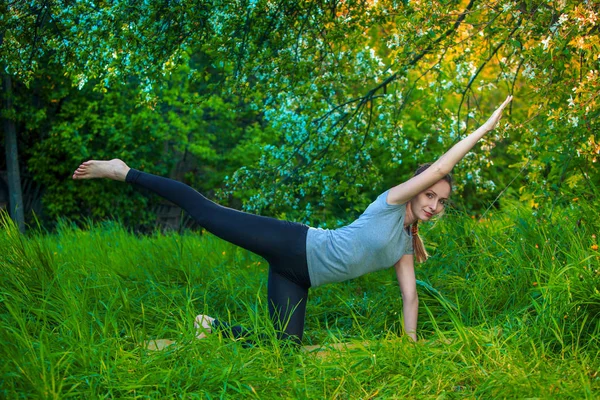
left=375, top=190, right=407, bottom=211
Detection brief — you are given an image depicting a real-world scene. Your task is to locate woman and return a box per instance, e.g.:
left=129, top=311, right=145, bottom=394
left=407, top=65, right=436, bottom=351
left=73, top=95, right=512, bottom=345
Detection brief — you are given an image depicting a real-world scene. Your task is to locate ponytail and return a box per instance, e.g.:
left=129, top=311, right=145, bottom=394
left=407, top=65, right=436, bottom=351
left=411, top=222, right=429, bottom=263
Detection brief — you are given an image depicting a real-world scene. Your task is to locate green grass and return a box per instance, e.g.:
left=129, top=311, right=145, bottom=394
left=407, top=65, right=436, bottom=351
left=1, top=202, right=599, bottom=399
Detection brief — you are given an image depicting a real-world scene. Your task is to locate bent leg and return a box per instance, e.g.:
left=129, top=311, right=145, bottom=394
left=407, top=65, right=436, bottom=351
left=268, top=267, right=309, bottom=345
left=126, top=169, right=308, bottom=263
left=209, top=266, right=309, bottom=346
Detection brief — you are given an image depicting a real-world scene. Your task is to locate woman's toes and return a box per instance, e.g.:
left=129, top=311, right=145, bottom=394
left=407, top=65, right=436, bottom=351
left=194, top=314, right=215, bottom=330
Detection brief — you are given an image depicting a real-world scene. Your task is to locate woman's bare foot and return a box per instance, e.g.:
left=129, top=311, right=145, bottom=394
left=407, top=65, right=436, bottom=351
left=72, top=159, right=130, bottom=182
left=194, top=314, right=215, bottom=340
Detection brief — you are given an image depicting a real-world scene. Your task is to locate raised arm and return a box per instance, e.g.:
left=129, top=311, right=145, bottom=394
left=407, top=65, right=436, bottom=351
left=387, top=95, right=513, bottom=205
left=395, top=254, right=418, bottom=342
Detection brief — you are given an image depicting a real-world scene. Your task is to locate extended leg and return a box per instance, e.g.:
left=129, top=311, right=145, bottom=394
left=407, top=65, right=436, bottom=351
left=74, top=160, right=308, bottom=264
left=126, top=169, right=308, bottom=263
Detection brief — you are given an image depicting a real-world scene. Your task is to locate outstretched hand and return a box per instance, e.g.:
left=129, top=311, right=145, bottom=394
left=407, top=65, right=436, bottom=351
left=481, top=95, right=513, bottom=132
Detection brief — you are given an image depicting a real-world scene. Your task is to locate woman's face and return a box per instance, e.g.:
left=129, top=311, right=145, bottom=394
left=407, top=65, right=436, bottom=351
left=410, top=180, right=451, bottom=221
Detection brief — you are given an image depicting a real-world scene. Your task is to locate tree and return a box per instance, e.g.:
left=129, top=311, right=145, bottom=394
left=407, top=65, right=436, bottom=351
left=2, top=0, right=598, bottom=227
left=2, top=70, right=25, bottom=232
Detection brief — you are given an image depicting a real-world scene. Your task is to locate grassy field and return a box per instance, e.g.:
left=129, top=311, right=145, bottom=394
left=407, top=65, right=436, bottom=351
left=1, top=201, right=599, bottom=399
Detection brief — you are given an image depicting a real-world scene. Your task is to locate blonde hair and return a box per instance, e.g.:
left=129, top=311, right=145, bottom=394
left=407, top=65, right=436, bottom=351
left=411, top=163, right=453, bottom=263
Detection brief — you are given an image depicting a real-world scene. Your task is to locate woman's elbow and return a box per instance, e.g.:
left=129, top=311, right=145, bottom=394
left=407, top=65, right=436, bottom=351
left=432, top=159, right=452, bottom=177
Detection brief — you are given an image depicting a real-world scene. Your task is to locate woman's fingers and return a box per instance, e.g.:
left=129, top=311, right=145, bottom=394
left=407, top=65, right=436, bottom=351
left=482, top=95, right=513, bottom=131
left=495, top=95, right=513, bottom=117
left=497, top=95, right=513, bottom=112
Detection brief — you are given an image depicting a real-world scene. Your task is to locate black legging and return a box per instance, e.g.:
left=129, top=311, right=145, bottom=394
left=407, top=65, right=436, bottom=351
left=126, top=169, right=311, bottom=344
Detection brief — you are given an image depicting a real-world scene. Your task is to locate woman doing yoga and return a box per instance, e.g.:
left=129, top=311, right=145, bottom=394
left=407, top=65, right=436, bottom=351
left=73, top=96, right=512, bottom=345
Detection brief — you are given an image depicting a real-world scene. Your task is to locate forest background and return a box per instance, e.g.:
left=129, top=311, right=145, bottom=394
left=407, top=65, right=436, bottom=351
left=1, top=0, right=600, bottom=398
left=2, top=0, right=598, bottom=230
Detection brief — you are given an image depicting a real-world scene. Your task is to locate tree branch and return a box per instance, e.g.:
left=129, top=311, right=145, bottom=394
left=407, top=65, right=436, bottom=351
left=457, top=18, right=522, bottom=135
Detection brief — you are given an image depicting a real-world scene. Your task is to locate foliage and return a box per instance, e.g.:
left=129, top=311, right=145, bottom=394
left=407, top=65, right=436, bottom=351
left=2, top=1, right=599, bottom=225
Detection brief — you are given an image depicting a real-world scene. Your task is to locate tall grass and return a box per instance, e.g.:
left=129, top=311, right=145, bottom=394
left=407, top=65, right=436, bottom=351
left=1, top=202, right=598, bottom=398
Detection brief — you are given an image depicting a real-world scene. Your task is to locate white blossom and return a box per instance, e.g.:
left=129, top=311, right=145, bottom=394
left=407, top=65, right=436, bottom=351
left=541, top=36, right=551, bottom=50
left=558, top=13, right=568, bottom=26
left=521, top=63, right=536, bottom=80
left=568, top=116, right=579, bottom=127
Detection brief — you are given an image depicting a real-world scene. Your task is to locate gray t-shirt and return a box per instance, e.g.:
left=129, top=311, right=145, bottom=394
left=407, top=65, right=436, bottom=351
left=306, top=190, right=414, bottom=287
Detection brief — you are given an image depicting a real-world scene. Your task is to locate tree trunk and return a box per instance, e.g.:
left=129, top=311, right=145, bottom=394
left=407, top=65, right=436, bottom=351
left=3, top=73, right=25, bottom=233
